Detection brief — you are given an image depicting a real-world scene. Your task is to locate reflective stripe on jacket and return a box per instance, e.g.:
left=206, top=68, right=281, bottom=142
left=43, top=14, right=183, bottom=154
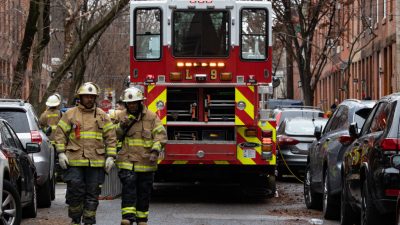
left=115, top=107, right=167, bottom=172
left=54, top=104, right=117, bottom=167
left=39, top=108, right=62, bottom=142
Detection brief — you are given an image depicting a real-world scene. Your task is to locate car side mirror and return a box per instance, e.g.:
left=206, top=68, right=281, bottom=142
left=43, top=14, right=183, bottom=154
left=314, top=125, right=322, bottom=140
left=349, top=122, right=359, bottom=138
left=26, top=143, right=41, bottom=153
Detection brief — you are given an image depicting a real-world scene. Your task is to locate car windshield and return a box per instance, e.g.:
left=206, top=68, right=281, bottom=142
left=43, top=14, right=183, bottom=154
left=279, top=111, right=324, bottom=125
left=0, top=109, right=30, bottom=133
left=285, top=119, right=327, bottom=136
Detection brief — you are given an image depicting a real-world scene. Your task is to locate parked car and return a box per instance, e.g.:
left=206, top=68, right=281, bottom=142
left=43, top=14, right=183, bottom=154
left=341, top=94, right=400, bottom=225
left=267, top=99, right=304, bottom=109
left=0, top=99, right=55, bottom=208
left=273, top=106, right=325, bottom=129
left=0, top=118, right=40, bottom=222
left=276, top=117, right=328, bottom=178
left=304, top=99, right=375, bottom=219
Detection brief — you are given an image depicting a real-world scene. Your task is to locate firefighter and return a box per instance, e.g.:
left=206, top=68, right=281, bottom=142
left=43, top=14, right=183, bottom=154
left=39, top=93, right=62, bottom=143
left=54, top=82, right=117, bottom=225
left=115, top=87, right=167, bottom=225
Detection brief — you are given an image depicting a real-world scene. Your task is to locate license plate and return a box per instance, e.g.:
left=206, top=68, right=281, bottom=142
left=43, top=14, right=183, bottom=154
left=243, top=149, right=256, bottom=158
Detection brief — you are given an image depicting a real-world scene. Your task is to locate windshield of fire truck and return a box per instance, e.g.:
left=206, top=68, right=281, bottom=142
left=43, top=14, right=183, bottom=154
left=173, top=10, right=229, bottom=57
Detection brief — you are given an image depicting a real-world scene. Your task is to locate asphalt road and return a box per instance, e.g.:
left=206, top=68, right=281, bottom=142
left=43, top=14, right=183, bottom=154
left=22, top=179, right=340, bottom=225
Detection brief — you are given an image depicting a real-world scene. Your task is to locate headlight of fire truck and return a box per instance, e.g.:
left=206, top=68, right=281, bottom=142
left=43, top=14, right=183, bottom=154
left=237, top=101, right=246, bottom=110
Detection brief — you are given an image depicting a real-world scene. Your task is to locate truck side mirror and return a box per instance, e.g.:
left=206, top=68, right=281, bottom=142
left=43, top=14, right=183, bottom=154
left=349, top=122, right=359, bottom=138
left=314, top=125, right=322, bottom=140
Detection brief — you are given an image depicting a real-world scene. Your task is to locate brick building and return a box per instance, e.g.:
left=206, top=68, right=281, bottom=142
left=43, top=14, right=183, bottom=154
left=312, top=0, right=397, bottom=110
left=0, top=0, right=30, bottom=98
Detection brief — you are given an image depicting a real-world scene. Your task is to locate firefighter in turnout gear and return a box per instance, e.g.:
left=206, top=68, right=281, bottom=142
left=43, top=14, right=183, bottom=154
left=54, top=82, right=117, bottom=225
left=115, top=87, right=167, bottom=225
left=39, top=93, right=62, bottom=143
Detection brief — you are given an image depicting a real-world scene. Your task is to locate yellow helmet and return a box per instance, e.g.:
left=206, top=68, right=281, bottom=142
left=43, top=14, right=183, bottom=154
left=77, top=82, right=99, bottom=96
left=46, top=94, right=61, bottom=107
left=122, top=87, right=145, bottom=102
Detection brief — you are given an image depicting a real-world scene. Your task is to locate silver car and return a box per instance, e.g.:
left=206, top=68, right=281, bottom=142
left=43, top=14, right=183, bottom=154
left=0, top=99, right=55, bottom=208
left=276, top=117, right=328, bottom=178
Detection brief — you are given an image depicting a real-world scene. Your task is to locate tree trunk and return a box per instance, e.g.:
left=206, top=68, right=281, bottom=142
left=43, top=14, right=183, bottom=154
left=29, top=0, right=50, bottom=109
left=286, top=44, right=294, bottom=99
left=37, top=0, right=130, bottom=114
left=10, top=0, right=40, bottom=98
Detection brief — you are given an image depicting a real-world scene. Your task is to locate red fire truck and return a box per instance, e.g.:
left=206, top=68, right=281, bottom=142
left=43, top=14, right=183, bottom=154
left=129, top=0, right=276, bottom=197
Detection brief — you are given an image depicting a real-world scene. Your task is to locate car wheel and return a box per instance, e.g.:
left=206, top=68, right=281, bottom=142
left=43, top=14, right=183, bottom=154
left=1, top=180, right=22, bottom=225
left=304, top=164, right=322, bottom=209
left=37, top=178, right=52, bottom=208
left=23, top=183, right=37, bottom=218
left=361, top=180, right=380, bottom=225
left=50, top=174, right=56, bottom=201
left=322, top=169, right=340, bottom=219
left=341, top=179, right=359, bottom=225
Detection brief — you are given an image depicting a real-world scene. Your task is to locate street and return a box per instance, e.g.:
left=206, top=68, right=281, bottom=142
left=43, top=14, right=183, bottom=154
left=22, top=178, right=339, bottom=225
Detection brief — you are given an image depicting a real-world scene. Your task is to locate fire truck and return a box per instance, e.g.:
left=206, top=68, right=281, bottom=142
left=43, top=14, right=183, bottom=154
left=129, top=0, right=276, bottom=197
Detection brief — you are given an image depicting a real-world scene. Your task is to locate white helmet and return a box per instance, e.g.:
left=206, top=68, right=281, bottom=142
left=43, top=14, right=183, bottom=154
left=77, top=82, right=99, bottom=96
left=122, top=87, right=145, bottom=102
left=46, top=94, right=61, bottom=107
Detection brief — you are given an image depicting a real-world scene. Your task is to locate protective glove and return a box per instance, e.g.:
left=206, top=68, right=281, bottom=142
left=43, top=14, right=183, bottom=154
left=149, top=150, right=159, bottom=162
left=105, top=157, right=115, bottom=173
left=58, top=153, right=69, bottom=169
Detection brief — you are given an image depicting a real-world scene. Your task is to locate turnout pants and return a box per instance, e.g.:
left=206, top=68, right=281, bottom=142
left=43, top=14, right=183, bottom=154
left=64, top=166, right=105, bottom=224
left=118, top=169, right=154, bottom=223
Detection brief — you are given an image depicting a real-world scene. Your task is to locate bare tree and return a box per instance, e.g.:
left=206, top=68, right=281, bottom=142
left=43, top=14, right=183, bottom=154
left=29, top=0, right=51, bottom=105
left=38, top=0, right=130, bottom=113
left=10, top=0, right=41, bottom=98
left=273, top=0, right=376, bottom=105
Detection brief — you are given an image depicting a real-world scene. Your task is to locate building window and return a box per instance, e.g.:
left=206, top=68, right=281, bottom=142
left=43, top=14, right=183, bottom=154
left=383, top=0, right=387, bottom=18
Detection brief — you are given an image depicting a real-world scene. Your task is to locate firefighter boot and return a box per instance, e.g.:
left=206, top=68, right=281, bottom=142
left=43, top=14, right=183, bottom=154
left=70, top=219, right=81, bottom=225
left=121, top=219, right=133, bottom=225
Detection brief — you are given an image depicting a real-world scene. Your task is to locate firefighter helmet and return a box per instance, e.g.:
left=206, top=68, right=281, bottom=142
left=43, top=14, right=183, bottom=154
left=122, top=87, right=145, bottom=102
left=46, top=94, right=61, bottom=107
left=77, top=82, right=99, bottom=96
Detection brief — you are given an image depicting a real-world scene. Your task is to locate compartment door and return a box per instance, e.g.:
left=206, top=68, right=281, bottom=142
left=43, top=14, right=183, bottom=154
left=235, top=86, right=256, bottom=125
left=147, top=85, right=167, bottom=125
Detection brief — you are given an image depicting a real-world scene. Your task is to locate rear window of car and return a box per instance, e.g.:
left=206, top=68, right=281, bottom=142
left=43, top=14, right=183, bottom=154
left=279, top=111, right=324, bottom=125
left=285, top=119, right=327, bottom=135
left=0, top=109, right=30, bottom=133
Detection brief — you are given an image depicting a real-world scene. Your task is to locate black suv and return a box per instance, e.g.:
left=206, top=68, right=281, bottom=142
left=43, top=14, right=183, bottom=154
left=304, top=99, right=375, bottom=219
left=0, top=118, right=40, bottom=222
left=341, top=94, right=400, bottom=225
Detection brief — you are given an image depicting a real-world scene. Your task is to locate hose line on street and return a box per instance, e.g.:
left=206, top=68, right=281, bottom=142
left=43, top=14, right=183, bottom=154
left=276, top=143, right=304, bottom=183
